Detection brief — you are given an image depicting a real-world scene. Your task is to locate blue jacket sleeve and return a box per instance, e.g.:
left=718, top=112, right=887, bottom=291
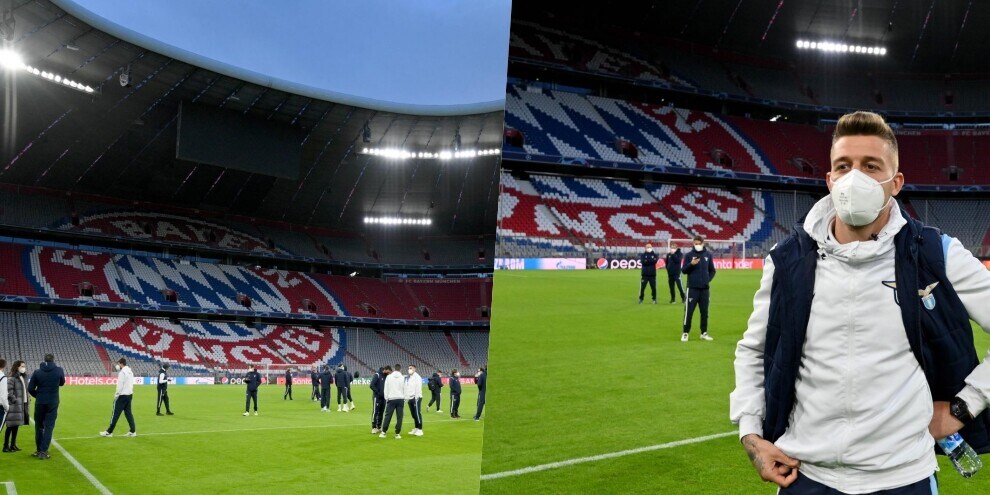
left=708, top=254, right=717, bottom=281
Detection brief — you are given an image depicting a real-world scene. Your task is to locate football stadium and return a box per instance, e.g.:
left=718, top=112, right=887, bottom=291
left=0, top=1, right=509, bottom=493
left=485, top=2, right=990, bottom=494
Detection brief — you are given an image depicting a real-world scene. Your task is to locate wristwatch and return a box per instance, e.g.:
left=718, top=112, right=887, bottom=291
left=950, top=396, right=975, bottom=426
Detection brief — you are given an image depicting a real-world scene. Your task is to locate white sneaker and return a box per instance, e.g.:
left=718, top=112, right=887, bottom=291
left=436, top=409, right=443, bottom=413
left=337, top=406, right=342, bottom=412
left=349, top=403, right=356, bottom=410
left=395, top=434, right=401, bottom=439
left=412, top=429, right=423, bottom=437
left=700, top=333, right=714, bottom=341
left=321, top=407, right=327, bottom=412
left=372, top=428, right=379, bottom=434
left=379, top=432, right=386, bottom=438
left=125, top=432, right=137, bottom=437
left=254, top=412, right=258, bottom=416
left=99, top=431, right=112, bottom=437
left=243, top=412, right=249, bottom=416
left=681, top=333, right=689, bottom=342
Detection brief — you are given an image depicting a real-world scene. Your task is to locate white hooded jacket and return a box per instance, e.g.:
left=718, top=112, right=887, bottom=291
left=115, top=365, right=134, bottom=396
left=731, top=197, right=990, bottom=494
left=405, top=371, right=423, bottom=400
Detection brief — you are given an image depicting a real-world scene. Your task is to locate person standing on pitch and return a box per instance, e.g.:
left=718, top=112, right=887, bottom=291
left=27, top=354, right=64, bottom=460
left=4, top=360, right=29, bottom=452
left=156, top=363, right=174, bottom=416
left=344, top=365, right=356, bottom=411
left=473, top=366, right=487, bottom=421
left=405, top=365, right=424, bottom=436
left=380, top=365, right=405, bottom=439
left=310, top=366, right=320, bottom=402
left=427, top=370, right=443, bottom=413
left=243, top=365, right=262, bottom=416
left=100, top=358, right=136, bottom=438
left=0, top=360, right=9, bottom=432
left=334, top=364, right=349, bottom=412
left=681, top=236, right=716, bottom=342
left=638, top=243, right=660, bottom=304
left=370, top=367, right=386, bottom=434
left=283, top=368, right=293, bottom=400
left=664, top=243, right=685, bottom=304
left=319, top=365, right=333, bottom=412
left=449, top=369, right=462, bottom=419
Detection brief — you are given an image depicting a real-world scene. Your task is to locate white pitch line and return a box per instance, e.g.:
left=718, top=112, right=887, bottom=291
left=51, top=441, right=113, bottom=495
left=480, top=430, right=739, bottom=481
left=1, top=482, right=16, bottom=495
left=56, top=418, right=461, bottom=441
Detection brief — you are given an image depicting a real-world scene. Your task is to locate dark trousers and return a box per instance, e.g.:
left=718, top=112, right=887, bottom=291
left=382, top=399, right=404, bottom=434
left=683, top=287, right=710, bottom=333
left=668, top=274, right=685, bottom=302
left=336, top=386, right=348, bottom=405
left=428, top=389, right=441, bottom=410
left=639, top=276, right=657, bottom=301
left=780, top=472, right=936, bottom=494
left=372, top=395, right=385, bottom=428
left=346, top=386, right=353, bottom=402
left=107, top=394, right=135, bottom=434
left=451, top=392, right=461, bottom=417
left=474, top=392, right=486, bottom=420
left=311, top=384, right=320, bottom=400
left=408, top=398, right=423, bottom=429
left=34, top=402, right=58, bottom=453
left=283, top=384, right=292, bottom=400
left=320, top=388, right=331, bottom=408
left=157, top=385, right=171, bottom=413
left=245, top=389, right=258, bottom=412
left=4, top=425, right=19, bottom=449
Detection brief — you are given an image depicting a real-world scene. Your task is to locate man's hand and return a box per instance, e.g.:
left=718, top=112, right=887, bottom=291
left=929, top=401, right=965, bottom=439
left=741, top=434, right=800, bottom=487
left=691, top=257, right=701, bottom=265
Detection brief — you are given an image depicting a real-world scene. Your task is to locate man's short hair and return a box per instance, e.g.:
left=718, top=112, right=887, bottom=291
left=451, top=368, right=458, bottom=375
left=383, top=365, right=393, bottom=372
left=394, top=364, right=401, bottom=371
left=832, top=111, right=899, bottom=169
left=117, top=357, right=126, bottom=365
left=44, top=354, right=54, bottom=362
left=693, top=236, right=704, bottom=243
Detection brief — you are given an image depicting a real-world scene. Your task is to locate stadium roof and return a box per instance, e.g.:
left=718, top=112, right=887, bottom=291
left=0, top=0, right=503, bottom=235
left=518, top=1, right=990, bottom=75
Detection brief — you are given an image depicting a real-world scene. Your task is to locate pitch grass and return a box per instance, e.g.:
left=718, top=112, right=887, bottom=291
left=481, top=270, right=990, bottom=494
left=1, top=384, right=482, bottom=494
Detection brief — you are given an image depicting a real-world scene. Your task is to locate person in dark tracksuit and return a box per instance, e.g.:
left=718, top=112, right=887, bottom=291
left=345, top=367, right=355, bottom=411
left=370, top=367, right=386, bottom=433
left=638, top=243, right=660, bottom=304
left=156, top=363, right=173, bottom=415
left=449, top=369, right=462, bottom=418
left=665, top=244, right=685, bottom=304
left=310, top=367, right=321, bottom=402
left=27, top=354, right=64, bottom=460
left=243, top=365, right=262, bottom=416
left=427, top=371, right=443, bottom=413
left=319, top=366, right=333, bottom=411
left=283, top=369, right=293, bottom=400
left=473, top=367, right=487, bottom=421
left=334, top=365, right=350, bottom=412
left=681, top=236, right=716, bottom=342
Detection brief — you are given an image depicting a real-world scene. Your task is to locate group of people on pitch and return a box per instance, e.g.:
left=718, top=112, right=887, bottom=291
left=369, top=365, right=487, bottom=439
left=638, top=235, right=717, bottom=342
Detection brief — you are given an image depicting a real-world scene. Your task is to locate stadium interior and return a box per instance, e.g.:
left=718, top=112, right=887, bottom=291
left=0, top=0, right=500, bottom=378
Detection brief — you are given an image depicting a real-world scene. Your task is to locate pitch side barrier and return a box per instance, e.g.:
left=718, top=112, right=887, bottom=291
left=494, top=257, right=763, bottom=270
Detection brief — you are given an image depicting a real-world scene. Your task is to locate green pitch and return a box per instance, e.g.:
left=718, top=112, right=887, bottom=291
left=480, top=270, right=990, bottom=494
left=1, top=384, right=482, bottom=494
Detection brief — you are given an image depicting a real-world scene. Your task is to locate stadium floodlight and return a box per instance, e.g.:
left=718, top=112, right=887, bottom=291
left=796, top=39, right=886, bottom=57
left=0, top=49, right=96, bottom=94
left=0, top=49, right=23, bottom=70
left=360, top=147, right=499, bottom=160
left=363, top=216, right=432, bottom=226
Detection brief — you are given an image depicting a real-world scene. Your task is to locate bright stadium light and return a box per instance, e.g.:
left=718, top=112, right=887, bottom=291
left=796, top=39, right=886, bottom=57
left=364, top=216, right=432, bottom=226
left=0, top=49, right=96, bottom=94
left=0, top=49, right=23, bottom=70
left=360, top=147, right=500, bottom=161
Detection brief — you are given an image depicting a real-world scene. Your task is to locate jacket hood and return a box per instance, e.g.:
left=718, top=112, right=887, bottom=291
left=803, top=194, right=906, bottom=264
left=39, top=362, right=56, bottom=372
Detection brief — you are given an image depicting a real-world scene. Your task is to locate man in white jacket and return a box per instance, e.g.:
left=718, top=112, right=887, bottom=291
left=379, top=365, right=405, bottom=439
left=100, top=358, right=137, bottom=437
left=731, top=111, right=990, bottom=494
left=405, top=365, right=424, bottom=436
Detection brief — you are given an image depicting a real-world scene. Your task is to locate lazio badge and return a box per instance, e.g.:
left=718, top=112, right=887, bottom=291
left=881, top=281, right=938, bottom=310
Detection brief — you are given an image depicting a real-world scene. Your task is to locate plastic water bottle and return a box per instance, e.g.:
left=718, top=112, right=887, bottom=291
left=937, top=433, right=983, bottom=478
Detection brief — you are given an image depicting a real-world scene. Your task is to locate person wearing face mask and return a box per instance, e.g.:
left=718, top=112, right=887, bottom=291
left=27, top=353, right=64, bottom=460
left=448, top=369, right=462, bottom=419
left=157, top=363, right=174, bottom=415
left=100, top=358, right=136, bottom=438
left=310, top=365, right=321, bottom=402
left=318, top=365, right=333, bottom=412
left=370, top=366, right=386, bottom=434
left=405, top=365, right=424, bottom=436
left=4, top=360, right=29, bottom=453
left=334, top=364, right=349, bottom=412
left=731, top=111, right=990, bottom=494
left=664, top=243, right=685, bottom=304
left=638, top=243, right=660, bottom=304
left=681, top=236, right=716, bottom=342
left=473, top=366, right=487, bottom=421
left=0, top=360, right=8, bottom=435
left=243, top=365, right=262, bottom=416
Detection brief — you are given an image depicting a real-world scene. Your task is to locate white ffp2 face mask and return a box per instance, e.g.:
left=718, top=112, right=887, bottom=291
left=693, top=245, right=703, bottom=252
left=829, top=169, right=895, bottom=227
